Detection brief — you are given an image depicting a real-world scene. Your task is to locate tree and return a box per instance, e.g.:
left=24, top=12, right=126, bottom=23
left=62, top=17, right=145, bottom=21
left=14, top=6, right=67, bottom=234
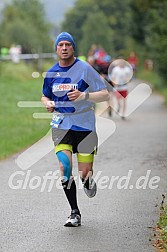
left=0, top=0, right=52, bottom=53
left=62, top=0, right=131, bottom=55
left=129, top=0, right=167, bottom=82
left=95, top=0, right=131, bottom=52
left=61, top=0, right=94, bottom=52
left=61, top=0, right=167, bottom=83
left=79, top=11, right=114, bottom=55
left=145, top=1, right=167, bottom=81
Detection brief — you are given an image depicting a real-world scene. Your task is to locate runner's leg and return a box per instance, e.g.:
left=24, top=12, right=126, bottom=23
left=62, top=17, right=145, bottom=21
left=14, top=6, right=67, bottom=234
left=56, top=145, right=80, bottom=213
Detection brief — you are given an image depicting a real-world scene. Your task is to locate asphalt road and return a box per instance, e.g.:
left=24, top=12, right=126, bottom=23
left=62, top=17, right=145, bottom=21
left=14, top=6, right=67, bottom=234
left=0, top=80, right=167, bottom=252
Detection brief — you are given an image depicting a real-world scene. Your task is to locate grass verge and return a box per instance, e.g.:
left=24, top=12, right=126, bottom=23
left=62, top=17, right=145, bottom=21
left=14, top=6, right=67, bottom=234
left=153, top=196, right=167, bottom=251
left=0, top=61, right=51, bottom=160
left=136, top=68, right=167, bottom=106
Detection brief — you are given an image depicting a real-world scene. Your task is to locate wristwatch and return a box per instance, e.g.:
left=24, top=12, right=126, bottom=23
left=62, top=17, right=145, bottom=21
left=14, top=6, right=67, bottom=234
left=84, top=92, right=89, bottom=100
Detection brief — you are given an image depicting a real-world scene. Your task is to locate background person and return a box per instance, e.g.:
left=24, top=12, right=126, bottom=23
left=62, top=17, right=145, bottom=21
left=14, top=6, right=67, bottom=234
left=127, top=51, right=138, bottom=76
left=98, top=57, right=114, bottom=117
left=9, top=44, right=22, bottom=63
left=87, top=44, right=97, bottom=67
left=110, top=59, right=132, bottom=119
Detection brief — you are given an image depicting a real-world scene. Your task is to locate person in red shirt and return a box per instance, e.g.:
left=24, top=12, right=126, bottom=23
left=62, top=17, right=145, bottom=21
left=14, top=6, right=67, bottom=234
left=127, top=51, right=138, bottom=75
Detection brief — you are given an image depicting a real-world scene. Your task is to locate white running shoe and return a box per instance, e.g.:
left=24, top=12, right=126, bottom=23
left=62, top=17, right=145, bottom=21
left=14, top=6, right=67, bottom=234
left=64, top=209, right=81, bottom=227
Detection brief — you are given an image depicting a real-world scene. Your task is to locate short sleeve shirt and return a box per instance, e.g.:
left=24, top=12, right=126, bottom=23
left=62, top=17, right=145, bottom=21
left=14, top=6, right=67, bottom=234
left=42, top=58, right=107, bottom=131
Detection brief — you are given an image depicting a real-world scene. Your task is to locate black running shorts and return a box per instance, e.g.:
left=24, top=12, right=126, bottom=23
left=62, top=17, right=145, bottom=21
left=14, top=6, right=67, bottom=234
left=52, top=128, right=98, bottom=154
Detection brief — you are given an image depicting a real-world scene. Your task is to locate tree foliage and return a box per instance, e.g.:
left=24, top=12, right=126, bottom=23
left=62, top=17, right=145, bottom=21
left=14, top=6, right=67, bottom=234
left=0, top=0, right=52, bottom=53
left=1, top=0, right=167, bottom=83
left=145, top=1, right=167, bottom=80
left=79, top=11, right=114, bottom=54
left=62, top=0, right=131, bottom=56
left=62, top=0, right=167, bottom=83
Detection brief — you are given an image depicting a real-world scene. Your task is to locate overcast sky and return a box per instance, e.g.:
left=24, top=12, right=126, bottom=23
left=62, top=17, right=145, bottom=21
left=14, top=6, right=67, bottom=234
left=0, top=0, right=75, bottom=24
left=41, top=0, right=75, bottom=24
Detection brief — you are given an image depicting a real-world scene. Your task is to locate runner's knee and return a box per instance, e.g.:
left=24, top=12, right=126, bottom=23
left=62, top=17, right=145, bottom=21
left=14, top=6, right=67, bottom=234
left=77, top=153, right=94, bottom=178
left=77, top=153, right=94, bottom=163
left=55, top=144, right=72, bottom=181
left=56, top=151, right=71, bottom=181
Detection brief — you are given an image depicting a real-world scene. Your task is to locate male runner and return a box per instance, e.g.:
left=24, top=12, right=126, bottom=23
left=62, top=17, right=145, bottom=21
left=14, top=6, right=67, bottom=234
left=41, top=32, right=109, bottom=227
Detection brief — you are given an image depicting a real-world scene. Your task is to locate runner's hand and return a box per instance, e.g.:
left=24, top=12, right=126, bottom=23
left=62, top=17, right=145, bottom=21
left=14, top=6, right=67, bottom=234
left=67, top=89, right=85, bottom=101
left=45, top=101, right=55, bottom=112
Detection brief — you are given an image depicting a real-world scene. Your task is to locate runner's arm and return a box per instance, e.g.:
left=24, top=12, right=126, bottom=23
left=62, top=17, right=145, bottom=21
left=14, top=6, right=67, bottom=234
left=87, top=89, right=109, bottom=102
left=68, top=89, right=109, bottom=103
left=41, top=95, right=55, bottom=113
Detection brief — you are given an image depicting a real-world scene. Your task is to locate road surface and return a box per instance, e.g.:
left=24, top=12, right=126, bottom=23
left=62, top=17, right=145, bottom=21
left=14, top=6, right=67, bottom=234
left=0, top=80, right=167, bottom=252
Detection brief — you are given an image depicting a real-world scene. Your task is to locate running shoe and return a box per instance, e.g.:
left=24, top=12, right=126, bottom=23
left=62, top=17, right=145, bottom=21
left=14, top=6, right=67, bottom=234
left=64, top=209, right=81, bottom=227
left=83, top=178, right=97, bottom=198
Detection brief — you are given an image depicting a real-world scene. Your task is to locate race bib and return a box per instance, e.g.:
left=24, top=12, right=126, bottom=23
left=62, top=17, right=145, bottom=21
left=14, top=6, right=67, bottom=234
left=50, top=113, right=64, bottom=128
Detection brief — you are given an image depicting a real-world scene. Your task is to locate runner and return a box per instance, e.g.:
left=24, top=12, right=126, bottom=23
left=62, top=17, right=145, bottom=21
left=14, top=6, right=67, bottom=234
left=110, top=59, right=132, bottom=119
left=41, top=32, right=109, bottom=227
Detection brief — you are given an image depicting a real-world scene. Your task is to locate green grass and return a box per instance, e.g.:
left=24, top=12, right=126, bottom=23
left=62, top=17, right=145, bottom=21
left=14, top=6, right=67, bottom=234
left=159, top=208, right=167, bottom=250
left=156, top=203, right=167, bottom=251
left=136, top=68, right=167, bottom=106
left=0, top=61, right=51, bottom=159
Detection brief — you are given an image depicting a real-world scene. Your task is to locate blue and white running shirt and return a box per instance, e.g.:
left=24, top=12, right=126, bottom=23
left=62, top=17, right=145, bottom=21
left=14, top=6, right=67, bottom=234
left=42, top=58, right=106, bottom=131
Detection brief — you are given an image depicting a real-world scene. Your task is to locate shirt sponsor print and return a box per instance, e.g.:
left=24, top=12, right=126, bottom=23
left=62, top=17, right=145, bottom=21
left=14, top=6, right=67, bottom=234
left=52, top=83, right=78, bottom=92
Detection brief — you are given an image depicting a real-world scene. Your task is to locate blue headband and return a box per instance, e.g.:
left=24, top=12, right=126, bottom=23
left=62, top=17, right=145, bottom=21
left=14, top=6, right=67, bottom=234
left=55, top=32, right=76, bottom=50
